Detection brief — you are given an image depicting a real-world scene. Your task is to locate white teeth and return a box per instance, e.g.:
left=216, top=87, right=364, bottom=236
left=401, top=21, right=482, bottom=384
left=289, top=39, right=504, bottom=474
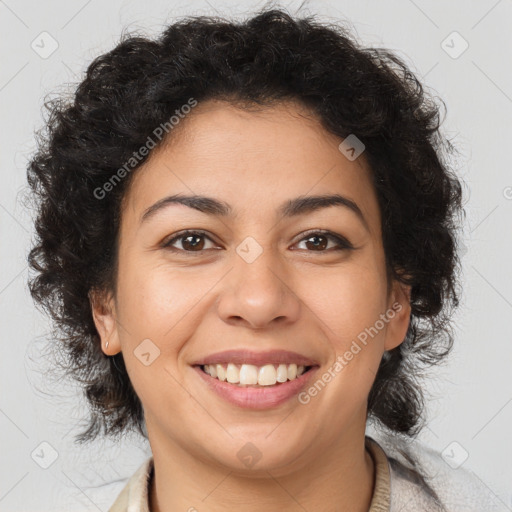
left=288, top=363, right=297, bottom=380
left=216, top=364, right=226, bottom=381
left=226, top=363, right=240, bottom=383
left=239, top=364, right=258, bottom=385
left=276, top=364, right=288, bottom=383
left=258, top=364, right=277, bottom=386
left=202, top=363, right=309, bottom=386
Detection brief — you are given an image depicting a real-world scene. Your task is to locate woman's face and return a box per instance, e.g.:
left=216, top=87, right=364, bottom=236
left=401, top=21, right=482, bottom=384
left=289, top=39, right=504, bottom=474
left=92, top=99, right=411, bottom=474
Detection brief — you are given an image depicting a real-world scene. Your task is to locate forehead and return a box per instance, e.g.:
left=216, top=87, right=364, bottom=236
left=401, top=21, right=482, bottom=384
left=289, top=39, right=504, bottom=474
left=122, top=99, right=381, bottom=233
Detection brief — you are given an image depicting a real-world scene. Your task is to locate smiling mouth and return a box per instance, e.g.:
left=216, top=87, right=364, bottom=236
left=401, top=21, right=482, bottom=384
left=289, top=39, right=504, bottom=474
left=197, top=363, right=315, bottom=387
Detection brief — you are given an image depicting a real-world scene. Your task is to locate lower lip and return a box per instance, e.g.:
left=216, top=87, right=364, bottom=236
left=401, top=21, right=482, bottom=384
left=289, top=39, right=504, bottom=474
left=193, top=365, right=318, bottom=409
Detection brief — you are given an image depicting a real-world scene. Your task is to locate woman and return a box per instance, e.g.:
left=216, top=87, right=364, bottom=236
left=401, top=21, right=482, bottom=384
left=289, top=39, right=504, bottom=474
left=27, top=7, right=502, bottom=511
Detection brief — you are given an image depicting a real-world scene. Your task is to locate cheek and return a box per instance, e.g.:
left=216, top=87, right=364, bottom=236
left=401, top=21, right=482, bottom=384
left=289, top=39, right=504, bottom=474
left=297, top=263, right=389, bottom=411
left=116, top=254, right=204, bottom=339
left=304, top=261, right=388, bottom=347
left=114, top=259, right=203, bottom=407
left=114, top=257, right=222, bottom=400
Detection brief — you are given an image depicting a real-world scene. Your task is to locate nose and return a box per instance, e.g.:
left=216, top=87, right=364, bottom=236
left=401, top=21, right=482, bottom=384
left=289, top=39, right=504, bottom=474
left=216, top=244, right=301, bottom=330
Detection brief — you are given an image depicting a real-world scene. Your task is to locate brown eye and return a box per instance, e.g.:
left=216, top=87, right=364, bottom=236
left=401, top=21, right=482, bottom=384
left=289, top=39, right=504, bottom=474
left=180, top=233, right=205, bottom=251
left=304, top=234, right=328, bottom=251
left=163, top=230, right=216, bottom=253
left=295, top=230, right=353, bottom=252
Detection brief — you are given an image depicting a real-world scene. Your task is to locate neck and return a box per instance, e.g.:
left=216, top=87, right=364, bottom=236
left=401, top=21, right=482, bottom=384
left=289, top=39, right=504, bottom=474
left=147, top=426, right=375, bottom=512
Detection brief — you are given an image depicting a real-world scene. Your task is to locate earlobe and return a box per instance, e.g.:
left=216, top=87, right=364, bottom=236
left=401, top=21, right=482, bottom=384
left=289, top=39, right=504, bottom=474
left=89, top=288, right=121, bottom=355
left=383, top=280, right=412, bottom=351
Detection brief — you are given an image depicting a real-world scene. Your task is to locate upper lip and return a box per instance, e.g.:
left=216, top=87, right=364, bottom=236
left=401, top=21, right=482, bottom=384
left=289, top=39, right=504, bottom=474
left=191, top=349, right=319, bottom=367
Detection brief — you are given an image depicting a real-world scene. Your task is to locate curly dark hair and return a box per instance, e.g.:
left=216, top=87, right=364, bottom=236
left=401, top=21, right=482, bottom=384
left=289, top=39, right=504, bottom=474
left=26, top=7, right=464, bottom=444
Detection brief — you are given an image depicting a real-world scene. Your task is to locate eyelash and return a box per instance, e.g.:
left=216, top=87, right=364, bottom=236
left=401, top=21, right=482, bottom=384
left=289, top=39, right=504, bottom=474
left=161, top=229, right=354, bottom=255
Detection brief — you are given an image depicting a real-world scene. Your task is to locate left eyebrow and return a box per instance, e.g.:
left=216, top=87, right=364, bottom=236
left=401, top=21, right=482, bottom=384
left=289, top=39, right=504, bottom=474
left=140, top=193, right=369, bottom=231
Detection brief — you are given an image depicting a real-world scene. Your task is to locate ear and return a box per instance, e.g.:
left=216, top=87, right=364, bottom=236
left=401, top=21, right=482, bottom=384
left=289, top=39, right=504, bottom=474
left=89, top=288, right=121, bottom=356
left=383, top=279, right=412, bottom=351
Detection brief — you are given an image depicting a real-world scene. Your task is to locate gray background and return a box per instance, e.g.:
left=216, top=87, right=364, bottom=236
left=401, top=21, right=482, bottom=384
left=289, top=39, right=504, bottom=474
left=1, top=0, right=511, bottom=510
